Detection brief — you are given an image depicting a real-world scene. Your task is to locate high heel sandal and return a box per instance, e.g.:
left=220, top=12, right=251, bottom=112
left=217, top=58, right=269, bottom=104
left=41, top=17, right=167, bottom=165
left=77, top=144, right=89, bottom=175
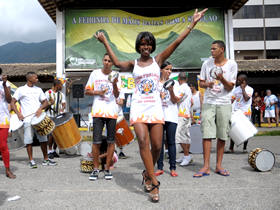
left=142, top=170, right=152, bottom=192
left=150, top=181, right=160, bottom=203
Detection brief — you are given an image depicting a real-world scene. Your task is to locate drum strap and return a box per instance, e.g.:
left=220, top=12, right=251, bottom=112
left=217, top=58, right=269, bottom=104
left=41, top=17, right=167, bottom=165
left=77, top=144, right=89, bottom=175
left=55, top=91, right=60, bottom=114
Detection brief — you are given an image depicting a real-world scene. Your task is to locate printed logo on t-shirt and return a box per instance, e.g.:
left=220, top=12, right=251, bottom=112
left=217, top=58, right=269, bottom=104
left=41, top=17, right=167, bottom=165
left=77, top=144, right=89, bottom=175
left=139, top=79, right=155, bottom=95
left=161, top=88, right=170, bottom=107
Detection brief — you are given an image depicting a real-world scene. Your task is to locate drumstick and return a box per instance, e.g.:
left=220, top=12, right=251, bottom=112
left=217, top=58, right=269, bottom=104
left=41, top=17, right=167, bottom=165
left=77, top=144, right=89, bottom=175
left=23, top=112, right=36, bottom=119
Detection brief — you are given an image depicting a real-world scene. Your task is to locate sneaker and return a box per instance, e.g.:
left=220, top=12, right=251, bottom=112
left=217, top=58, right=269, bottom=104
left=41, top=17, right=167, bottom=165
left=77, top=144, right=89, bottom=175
left=104, top=170, right=113, bottom=180
left=42, top=159, right=57, bottom=166
left=176, top=156, right=184, bottom=163
left=53, top=151, right=60, bottom=158
left=48, top=152, right=54, bottom=159
left=243, top=149, right=248, bottom=153
left=89, top=170, right=99, bottom=181
left=180, top=156, right=193, bottom=166
left=29, top=160, right=37, bottom=169
left=118, top=152, right=127, bottom=159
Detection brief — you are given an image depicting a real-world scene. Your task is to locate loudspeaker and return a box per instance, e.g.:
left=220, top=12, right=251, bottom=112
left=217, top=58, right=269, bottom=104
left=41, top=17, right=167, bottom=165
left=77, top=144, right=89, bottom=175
left=73, top=114, right=80, bottom=127
left=72, top=84, right=84, bottom=98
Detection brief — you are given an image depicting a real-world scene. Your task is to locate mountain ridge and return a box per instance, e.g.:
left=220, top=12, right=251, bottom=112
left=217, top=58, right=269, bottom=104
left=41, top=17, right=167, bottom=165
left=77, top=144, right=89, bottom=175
left=0, top=39, right=56, bottom=63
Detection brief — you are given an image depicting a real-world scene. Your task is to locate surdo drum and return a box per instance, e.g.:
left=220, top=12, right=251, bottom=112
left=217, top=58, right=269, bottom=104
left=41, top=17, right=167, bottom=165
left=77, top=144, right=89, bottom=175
left=248, top=148, right=275, bottom=172
left=52, top=112, right=81, bottom=149
left=30, top=112, right=55, bottom=136
left=8, top=126, right=25, bottom=151
left=229, top=110, right=258, bottom=146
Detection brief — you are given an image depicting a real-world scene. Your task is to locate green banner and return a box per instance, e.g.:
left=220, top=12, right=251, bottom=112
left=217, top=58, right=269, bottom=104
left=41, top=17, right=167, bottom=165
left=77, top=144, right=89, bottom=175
left=65, top=9, right=224, bottom=70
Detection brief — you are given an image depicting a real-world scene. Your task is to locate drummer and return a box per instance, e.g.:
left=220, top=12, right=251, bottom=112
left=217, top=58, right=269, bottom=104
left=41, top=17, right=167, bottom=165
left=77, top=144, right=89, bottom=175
left=85, top=53, right=120, bottom=181
left=11, top=72, right=57, bottom=168
left=193, top=40, right=237, bottom=177
left=227, top=74, right=254, bottom=153
left=0, top=68, right=16, bottom=178
left=45, top=79, right=66, bottom=159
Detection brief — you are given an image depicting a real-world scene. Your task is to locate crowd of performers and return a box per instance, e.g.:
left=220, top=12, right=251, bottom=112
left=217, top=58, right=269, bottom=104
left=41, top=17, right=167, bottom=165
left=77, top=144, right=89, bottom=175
left=2, top=8, right=276, bottom=203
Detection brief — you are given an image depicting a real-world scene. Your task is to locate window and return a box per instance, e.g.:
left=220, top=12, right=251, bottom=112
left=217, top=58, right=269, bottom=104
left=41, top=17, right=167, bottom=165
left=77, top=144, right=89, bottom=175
left=265, top=27, right=280, bottom=40
left=234, top=28, right=264, bottom=41
left=244, top=56, right=258, bottom=60
left=265, top=5, right=280, bottom=18
left=234, top=5, right=263, bottom=19
left=267, top=50, right=280, bottom=59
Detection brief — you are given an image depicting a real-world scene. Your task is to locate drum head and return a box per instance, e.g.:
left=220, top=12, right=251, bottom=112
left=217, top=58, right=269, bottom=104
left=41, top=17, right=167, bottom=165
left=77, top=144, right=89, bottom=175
left=31, top=112, right=46, bottom=125
left=53, top=112, right=73, bottom=126
left=255, top=150, right=275, bottom=172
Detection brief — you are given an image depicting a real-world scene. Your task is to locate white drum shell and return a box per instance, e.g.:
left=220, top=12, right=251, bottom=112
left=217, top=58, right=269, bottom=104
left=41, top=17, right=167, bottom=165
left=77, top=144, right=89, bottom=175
left=9, top=114, right=24, bottom=132
left=190, top=124, right=203, bottom=154
left=229, top=110, right=258, bottom=146
left=78, top=141, right=92, bottom=157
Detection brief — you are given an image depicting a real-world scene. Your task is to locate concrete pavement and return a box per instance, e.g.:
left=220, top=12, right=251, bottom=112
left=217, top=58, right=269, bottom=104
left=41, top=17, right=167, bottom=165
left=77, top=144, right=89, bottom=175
left=0, top=133, right=279, bottom=209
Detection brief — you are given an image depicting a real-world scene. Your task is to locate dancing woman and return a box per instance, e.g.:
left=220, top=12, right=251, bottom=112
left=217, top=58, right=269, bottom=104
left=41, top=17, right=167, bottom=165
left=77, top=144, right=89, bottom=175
left=95, top=8, right=207, bottom=202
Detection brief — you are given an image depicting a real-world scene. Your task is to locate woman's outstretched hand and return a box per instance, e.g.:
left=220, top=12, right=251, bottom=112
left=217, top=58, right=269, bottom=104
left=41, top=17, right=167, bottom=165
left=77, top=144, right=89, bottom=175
left=94, top=31, right=107, bottom=44
left=192, top=8, right=208, bottom=24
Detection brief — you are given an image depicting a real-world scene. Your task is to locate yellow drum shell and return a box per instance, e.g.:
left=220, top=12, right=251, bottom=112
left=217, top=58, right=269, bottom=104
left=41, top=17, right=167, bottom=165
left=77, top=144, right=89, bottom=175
left=52, top=113, right=81, bottom=149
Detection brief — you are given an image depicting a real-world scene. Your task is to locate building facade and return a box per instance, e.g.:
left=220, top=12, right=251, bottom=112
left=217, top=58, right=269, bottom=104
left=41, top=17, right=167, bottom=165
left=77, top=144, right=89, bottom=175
left=233, top=0, right=280, bottom=59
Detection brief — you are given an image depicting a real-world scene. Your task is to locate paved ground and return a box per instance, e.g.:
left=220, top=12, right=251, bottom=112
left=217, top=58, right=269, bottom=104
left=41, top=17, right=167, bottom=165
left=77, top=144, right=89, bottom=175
left=0, top=130, right=279, bottom=210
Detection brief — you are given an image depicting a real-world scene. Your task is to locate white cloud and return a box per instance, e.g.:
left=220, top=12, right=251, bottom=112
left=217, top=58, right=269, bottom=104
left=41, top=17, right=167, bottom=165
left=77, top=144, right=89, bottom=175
left=0, top=0, right=56, bottom=45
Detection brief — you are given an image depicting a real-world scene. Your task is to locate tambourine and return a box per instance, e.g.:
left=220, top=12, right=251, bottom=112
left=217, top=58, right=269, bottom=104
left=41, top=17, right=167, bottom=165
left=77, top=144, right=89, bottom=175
left=108, top=71, right=119, bottom=83
left=210, top=66, right=223, bottom=79
left=163, top=79, right=175, bottom=90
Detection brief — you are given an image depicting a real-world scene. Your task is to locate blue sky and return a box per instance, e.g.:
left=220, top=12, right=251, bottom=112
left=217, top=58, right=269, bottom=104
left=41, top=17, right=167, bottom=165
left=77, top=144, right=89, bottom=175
left=0, top=0, right=56, bottom=46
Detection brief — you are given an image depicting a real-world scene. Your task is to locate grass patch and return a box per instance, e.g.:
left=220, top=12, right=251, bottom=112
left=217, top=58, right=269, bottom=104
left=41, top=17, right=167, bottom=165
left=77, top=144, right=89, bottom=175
left=256, top=130, right=280, bottom=136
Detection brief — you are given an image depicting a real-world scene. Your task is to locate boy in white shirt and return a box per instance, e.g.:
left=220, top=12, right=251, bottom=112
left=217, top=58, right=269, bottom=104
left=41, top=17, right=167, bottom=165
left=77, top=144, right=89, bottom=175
left=194, top=40, right=237, bottom=177
left=12, top=72, right=57, bottom=168
left=228, top=74, right=254, bottom=153
left=45, top=79, right=66, bottom=158
left=175, top=72, right=193, bottom=166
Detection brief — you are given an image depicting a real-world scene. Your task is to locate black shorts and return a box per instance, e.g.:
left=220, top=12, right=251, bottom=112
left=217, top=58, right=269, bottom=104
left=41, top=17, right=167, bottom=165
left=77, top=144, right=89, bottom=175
left=92, top=117, right=116, bottom=144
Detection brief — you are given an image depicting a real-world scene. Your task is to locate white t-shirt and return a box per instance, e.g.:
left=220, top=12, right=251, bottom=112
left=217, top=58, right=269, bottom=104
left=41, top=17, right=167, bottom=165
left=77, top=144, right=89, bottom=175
left=192, top=91, right=201, bottom=112
left=0, top=81, right=11, bottom=128
left=177, top=83, right=192, bottom=118
left=45, top=89, right=66, bottom=118
left=264, top=94, right=278, bottom=111
left=13, top=84, right=47, bottom=123
left=117, top=89, right=125, bottom=116
left=232, top=85, right=254, bottom=116
left=85, top=69, right=120, bottom=119
left=159, top=80, right=179, bottom=124
left=200, top=58, right=237, bottom=105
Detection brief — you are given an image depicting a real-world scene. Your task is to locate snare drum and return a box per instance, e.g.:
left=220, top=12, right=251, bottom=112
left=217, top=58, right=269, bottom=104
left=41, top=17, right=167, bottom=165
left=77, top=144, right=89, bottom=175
left=229, top=110, right=258, bottom=146
left=31, top=112, right=55, bottom=136
left=52, top=112, right=81, bottom=149
left=248, top=148, right=275, bottom=172
left=115, top=116, right=134, bottom=147
left=80, top=157, right=94, bottom=173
